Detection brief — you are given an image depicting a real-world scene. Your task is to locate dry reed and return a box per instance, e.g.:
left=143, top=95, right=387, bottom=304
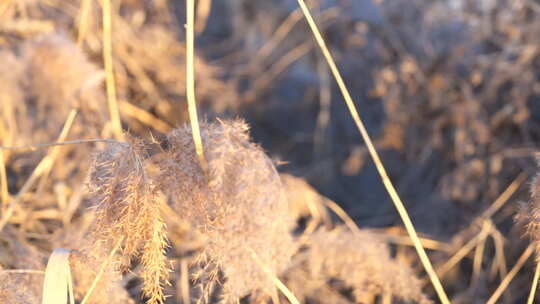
left=284, top=226, right=432, bottom=304
left=158, top=119, right=295, bottom=303
left=516, top=167, right=540, bottom=264
left=84, top=139, right=170, bottom=304
left=0, top=226, right=45, bottom=304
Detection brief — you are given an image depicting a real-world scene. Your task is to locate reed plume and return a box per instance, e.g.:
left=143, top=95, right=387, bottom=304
left=280, top=173, right=331, bottom=230
left=1, top=34, right=107, bottom=187
left=284, top=227, right=432, bottom=304
left=158, top=119, right=295, bottom=303
left=22, top=34, right=107, bottom=128
left=516, top=166, right=540, bottom=263
left=83, top=138, right=170, bottom=304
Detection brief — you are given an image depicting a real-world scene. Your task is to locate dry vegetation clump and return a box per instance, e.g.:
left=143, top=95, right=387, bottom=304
left=0, top=270, right=41, bottom=304
left=0, top=33, right=108, bottom=236
left=0, top=32, right=108, bottom=213
left=280, top=173, right=331, bottom=230
left=371, top=0, right=540, bottom=206
left=0, top=226, right=45, bottom=304
left=82, top=139, right=170, bottom=304
left=1, top=33, right=107, bottom=150
left=516, top=163, right=540, bottom=261
left=22, top=34, right=108, bottom=136
left=3, top=0, right=540, bottom=303
left=158, top=119, right=295, bottom=303
left=0, top=0, right=239, bottom=131
left=283, top=227, right=432, bottom=304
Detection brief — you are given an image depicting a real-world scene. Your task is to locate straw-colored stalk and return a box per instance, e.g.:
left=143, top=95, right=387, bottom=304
left=101, top=0, right=123, bottom=140
left=186, top=0, right=207, bottom=175
left=294, top=1, right=450, bottom=302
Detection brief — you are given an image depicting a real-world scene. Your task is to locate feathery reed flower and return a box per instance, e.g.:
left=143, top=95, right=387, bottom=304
left=85, top=139, right=170, bottom=304
left=284, top=227, right=432, bottom=304
left=158, top=119, right=295, bottom=303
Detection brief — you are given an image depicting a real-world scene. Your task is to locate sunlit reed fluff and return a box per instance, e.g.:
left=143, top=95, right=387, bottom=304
left=1, top=34, right=106, bottom=146
left=158, top=119, right=295, bottom=303
left=1, top=34, right=107, bottom=184
left=52, top=221, right=132, bottom=304
left=23, top=34, right=107, bottom=129
left=284, top=227, right=432, bottom=304
left=280, top=173, right=331, bottom=229
left=516, top=167, right=540, bottom=263
left=85, top=139, right=170, bottom=304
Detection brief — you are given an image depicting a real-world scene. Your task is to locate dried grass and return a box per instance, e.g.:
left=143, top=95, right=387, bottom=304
left=516, top=163, right=540, bottom=264
left=0, top=226, right=44, bottom=304
left=0, top=270, right=41, bottom=304
left=84, top=139, right=170, bottom=304
left=158, top=119, right=295, bottom=303
left=284, top=227, right=432, bottom=304
left=2, top=0, right=540, bottom=303
left=280, top=173, right=331, bottom=230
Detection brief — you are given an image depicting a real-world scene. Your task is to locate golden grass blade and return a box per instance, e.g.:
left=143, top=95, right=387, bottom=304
left=195, top=0, right=211, bottom=33
left=487, top=244, right=534, bottom=304
left=243, top=41, right=313, bottom=103
left=528, top=263, right=540, bottom=304
left=42, top=248, right=74, bottom=304
left=246, top=7, right=339, bottom=75
left=37, top=109, right=78, bottom=190
left=323, top=199, right=361, bottom=234
left=253, top=8, right=303, bottom=62
left=247, top=247, right=300, bottom=304
left=323, top=198, right=449, bottom=251
left=480, top=172, right=527, bottom=219
left=77, top=0, right=93, bottom=45
left=81, top=238, right=123, bottom=304
left=180, top=258, right=190, bottom=304
left=271, top=276, right=299, bottom=304
left=0, top=110, right=77, bottom=232
left=186, top=0, right=208, bottom=175
left=295, top=1, right=450, bottom=302
left=436, top=221, right=491, bottom=279
left=377, top=230, right=451, bottom=252
left=490, top=228, right=508, bottom=280
left=471, top=230, right=487, bottom=288
left=119, top=100, right=172, bottom=133
left=101, top=0, right=123, bottom=140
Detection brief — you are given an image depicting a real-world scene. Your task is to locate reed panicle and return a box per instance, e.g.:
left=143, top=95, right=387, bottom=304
left=284, top=227, right=432, bottom=304
left=22, top=34, right=107, bottom=127
left=516, top=164, right=540, bottom=264
left=280, top=173, right=331, bottom=229
left=158, top=119, right=295, bottom=303
left=85, top=138, right=170, bottom=304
